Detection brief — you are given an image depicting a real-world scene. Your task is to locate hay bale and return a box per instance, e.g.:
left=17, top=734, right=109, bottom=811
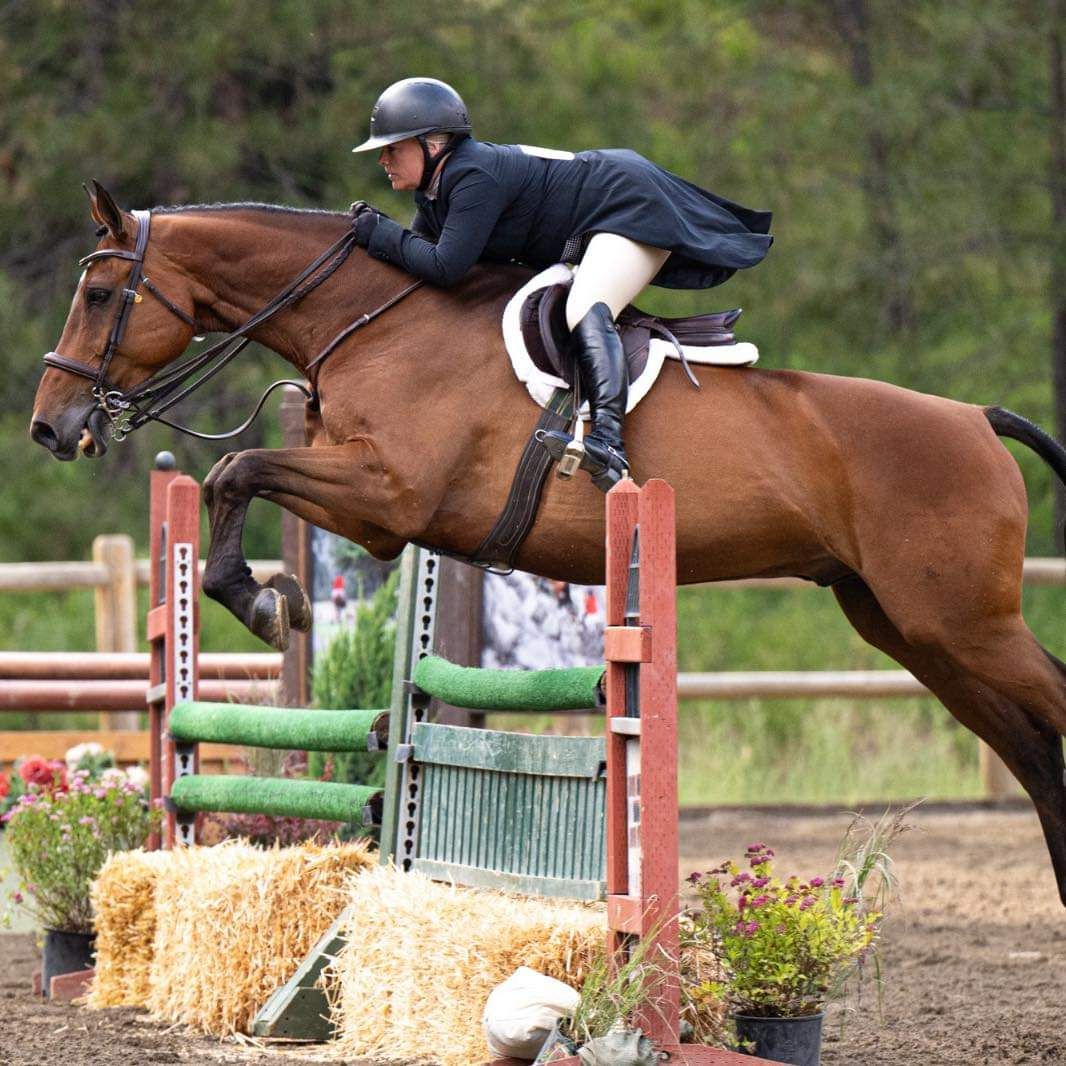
left=144, top=839, right=375, bottom=1035
left=88, top=848, right=174, bottom=1008
left=330, top=866, right=603, bottom=1066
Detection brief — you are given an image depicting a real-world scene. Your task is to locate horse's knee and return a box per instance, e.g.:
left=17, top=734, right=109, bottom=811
left=204, top=450, right=261, bottom=506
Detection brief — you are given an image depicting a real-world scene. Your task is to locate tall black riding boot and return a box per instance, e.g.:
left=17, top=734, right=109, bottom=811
left=542, top=302, right=629, bottom=491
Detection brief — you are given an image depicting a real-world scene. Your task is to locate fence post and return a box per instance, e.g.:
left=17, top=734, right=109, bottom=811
left=93, top=534, right=138, bottom=730
left=980, top=742, right=1016, bottom=800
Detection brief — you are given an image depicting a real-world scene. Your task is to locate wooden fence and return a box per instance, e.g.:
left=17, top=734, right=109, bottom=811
left=1, top=539, right=1061, bottom=794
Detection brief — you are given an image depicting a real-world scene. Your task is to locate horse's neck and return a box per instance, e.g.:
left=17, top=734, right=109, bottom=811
left=160, top=209, right=399, bottom=372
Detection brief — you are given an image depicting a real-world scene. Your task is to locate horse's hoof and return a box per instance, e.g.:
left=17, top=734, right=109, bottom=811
left=266, top=572, right=312, bottom=632
left=250, top=587, right=290, bottom=651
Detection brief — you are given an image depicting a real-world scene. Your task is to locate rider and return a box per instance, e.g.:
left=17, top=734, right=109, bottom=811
left=351, top=77, right=772, bottom=491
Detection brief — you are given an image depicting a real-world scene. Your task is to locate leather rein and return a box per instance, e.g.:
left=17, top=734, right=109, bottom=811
left=43, top=209, right=422, bottom=442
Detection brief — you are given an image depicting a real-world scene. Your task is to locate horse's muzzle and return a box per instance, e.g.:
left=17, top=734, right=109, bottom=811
left=30, top=406, right=108, bottom=461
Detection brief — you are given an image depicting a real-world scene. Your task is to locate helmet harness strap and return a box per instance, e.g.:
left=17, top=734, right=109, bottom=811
left=416, top=135, right=440, bottom=192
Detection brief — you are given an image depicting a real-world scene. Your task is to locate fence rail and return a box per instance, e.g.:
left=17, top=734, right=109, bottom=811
left=0, top=556, right=284, bottom=592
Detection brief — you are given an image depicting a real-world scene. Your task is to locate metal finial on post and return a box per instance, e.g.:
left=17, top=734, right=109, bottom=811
left=154, top=451, right=177, bottom=471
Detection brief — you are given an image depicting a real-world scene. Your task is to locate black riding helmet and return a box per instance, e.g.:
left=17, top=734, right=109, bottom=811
left=353, top=78, right=472, bottom=190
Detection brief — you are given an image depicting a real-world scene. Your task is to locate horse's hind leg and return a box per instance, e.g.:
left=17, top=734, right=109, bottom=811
left=833, top=576, right=1066, bottom=905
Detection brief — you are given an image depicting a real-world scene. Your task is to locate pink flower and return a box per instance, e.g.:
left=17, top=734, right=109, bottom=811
left=0, top=771, right=9, bottom=799
left=809, top=877, right=825, bottom=888
left=799, top=896, right=816, bottom=911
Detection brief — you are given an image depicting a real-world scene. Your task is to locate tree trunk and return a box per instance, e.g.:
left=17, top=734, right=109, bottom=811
left=1050, top=0, right=1066, bottom=534
left=832, top=0, right=912, bottom=334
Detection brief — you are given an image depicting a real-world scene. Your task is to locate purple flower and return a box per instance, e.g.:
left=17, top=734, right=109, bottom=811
left=746, top=843, right=767, bottom=853
left=749, top=895, right=771, bottom=909
left=751, top=876, right=770, bottom=889
left=94, top=789, right=107, bottom=799
left=686, top=871, right=702, bottom=884
left=799, top=896, right=816, bottom=911
left=809, top=877, right=825, bottom=888
left=731, top=872, right=752, bottom=886
left=832, top=877, right=846, bottom=888
left=78, top=816, right=96, bottom=827
left=744, top=921, right=760, bottom=937
left=12, top=892, right=23, bottom=904
left=738, top=895, right=747, bottom=912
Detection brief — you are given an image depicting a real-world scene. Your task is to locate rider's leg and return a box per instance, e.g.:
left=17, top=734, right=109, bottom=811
left=554, top=234, right=669, bottom=489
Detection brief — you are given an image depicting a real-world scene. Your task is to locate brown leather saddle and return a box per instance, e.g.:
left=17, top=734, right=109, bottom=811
left=518, top=280, right=743, bottom=387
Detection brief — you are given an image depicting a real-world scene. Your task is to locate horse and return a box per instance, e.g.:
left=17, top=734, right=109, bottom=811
left=30, top=183, right=1066, bottom=904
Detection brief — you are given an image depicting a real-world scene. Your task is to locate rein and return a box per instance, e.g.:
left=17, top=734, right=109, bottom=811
left=43, top=209, right=421, bottom=442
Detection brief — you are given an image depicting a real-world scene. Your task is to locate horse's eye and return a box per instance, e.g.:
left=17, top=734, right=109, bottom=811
left=86, top=288, right=111, bottom=305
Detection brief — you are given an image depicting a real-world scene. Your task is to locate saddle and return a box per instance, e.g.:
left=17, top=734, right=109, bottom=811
left=502, top=264, right=758, bottom=417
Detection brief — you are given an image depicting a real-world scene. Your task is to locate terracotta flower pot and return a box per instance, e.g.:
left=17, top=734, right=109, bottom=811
left=731, top=1011, right=824, bottom=1066
left=41, top=928, right=95, bottom=998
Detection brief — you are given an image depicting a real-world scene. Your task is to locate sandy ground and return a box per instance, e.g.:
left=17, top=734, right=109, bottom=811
left=1, top=805, right=1063, bottom=1066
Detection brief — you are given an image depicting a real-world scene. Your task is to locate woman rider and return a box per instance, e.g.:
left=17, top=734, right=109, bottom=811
left=351, top=77, right=772, bottom=491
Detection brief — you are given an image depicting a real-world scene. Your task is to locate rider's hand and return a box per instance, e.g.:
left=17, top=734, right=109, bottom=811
left=352, top=210, right=379, bottom=247
left=350, top=202, right=389, bottom=247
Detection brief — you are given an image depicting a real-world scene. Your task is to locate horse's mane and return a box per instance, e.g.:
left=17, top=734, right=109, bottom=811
left=153, top=202, right=346, bottom=219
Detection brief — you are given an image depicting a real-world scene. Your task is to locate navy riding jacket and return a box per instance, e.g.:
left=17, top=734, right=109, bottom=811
left=365, top=138, right=772, bottom=290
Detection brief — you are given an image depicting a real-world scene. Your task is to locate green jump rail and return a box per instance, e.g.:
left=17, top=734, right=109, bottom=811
left=412, top=656, right=604, bottom=711
left=169, top=701, right=389, bottom=752
left=170, top=775, right=383, bottom=824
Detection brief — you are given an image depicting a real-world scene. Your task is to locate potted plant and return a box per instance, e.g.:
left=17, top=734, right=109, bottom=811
left=685, top=811, right=907, bottom=1066
left=2, top=755, right=161, bottom=996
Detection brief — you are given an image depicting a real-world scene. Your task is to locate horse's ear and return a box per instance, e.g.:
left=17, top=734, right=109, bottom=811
left=83, top=180, right=126, bottom=239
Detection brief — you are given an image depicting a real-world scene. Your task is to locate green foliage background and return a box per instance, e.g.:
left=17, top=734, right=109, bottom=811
left=1, top=0, right=1062, bottom=803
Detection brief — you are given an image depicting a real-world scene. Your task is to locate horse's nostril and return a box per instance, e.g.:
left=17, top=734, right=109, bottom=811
left=30, top=418, right=60, bottom=452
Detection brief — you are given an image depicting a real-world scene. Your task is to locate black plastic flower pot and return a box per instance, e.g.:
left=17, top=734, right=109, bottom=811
left=41, top=928, right=95, bottom=998
left=732, top=1011, right=824, bottom=1066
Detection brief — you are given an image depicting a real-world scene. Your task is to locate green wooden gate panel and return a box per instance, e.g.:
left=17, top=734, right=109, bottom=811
left=411, top=722, right=607, bottom=901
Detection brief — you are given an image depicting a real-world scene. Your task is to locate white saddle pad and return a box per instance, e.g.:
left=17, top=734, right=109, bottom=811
left=502, top=264, right=759, bottom=417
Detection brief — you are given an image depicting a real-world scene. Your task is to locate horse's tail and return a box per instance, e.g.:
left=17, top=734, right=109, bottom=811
left=985, top=405, right=1066, bottom=550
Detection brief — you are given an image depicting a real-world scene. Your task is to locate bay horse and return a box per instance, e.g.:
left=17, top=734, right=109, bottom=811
left=30, top=184, right=1066, bottom=903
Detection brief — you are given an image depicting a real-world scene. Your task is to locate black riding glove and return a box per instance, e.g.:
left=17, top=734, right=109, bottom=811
left=351, top=201, right=387, bottom=248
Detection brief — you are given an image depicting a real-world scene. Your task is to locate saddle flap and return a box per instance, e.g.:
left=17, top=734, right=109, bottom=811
left=503, top=263, right=758, bottom=421
left=519, top=281, right=651, bottom=389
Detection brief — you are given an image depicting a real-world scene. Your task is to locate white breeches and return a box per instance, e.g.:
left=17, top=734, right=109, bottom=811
left=565, top=233, right=671, bottom=330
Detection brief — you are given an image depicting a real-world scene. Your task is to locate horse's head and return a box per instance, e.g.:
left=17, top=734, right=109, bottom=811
left=31, top=181, right=199, bottom=460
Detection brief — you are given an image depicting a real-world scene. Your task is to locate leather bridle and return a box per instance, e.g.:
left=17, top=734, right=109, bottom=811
left=43, top=209, right=421, bottom=443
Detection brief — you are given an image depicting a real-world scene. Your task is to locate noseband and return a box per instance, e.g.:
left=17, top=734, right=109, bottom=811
left=43, top=208, right=421, bottom=442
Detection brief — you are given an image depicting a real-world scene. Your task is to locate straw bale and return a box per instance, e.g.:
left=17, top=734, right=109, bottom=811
left=88, top=848, right=175, bottom=1008
left=330, top=866, right=603, bottom=1066
left=145, top=839, right=375, bottom=1035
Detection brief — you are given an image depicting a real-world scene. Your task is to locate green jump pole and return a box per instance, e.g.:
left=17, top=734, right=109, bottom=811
left=412, top=656, right=604, bottom=711
left=170, top=774, right=382, bottom=824
left=169, top=701, right=388, bottom=752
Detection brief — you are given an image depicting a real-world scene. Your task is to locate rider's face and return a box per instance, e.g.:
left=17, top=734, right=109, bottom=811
left=378, top=139, right=424, bottom=191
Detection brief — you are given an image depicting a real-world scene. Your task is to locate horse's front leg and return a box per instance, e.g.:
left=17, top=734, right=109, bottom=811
left=201, top=442, right=411, bottom=650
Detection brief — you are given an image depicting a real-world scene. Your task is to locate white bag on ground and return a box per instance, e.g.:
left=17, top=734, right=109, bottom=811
left=483, top=966, right=580, bottom=1060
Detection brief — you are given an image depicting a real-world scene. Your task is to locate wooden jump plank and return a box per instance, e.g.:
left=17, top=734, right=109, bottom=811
left=0, top=678, right=277, bottom=710
left=0, top=730, right=244, bottom=766
left=0, top=651, right=282, bottom=680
